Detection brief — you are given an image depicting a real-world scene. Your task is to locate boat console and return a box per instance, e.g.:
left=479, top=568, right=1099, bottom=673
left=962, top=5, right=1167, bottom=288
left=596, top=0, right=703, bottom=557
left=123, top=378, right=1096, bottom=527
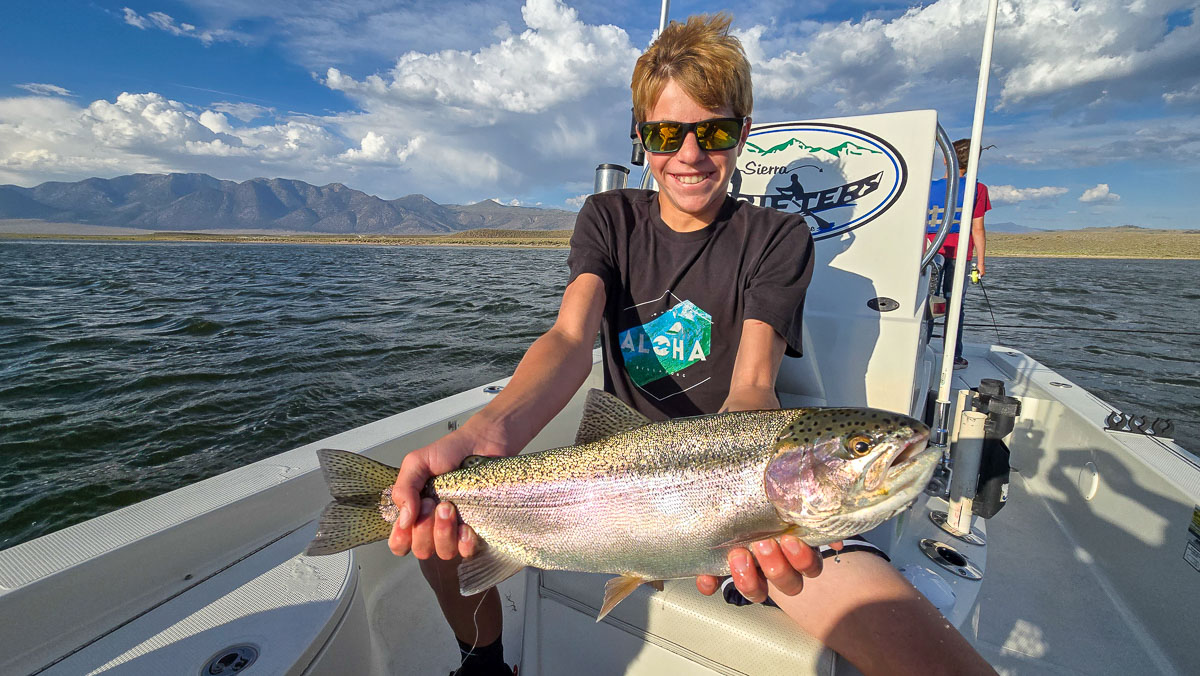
left=733, top=111, right=941, bottom=417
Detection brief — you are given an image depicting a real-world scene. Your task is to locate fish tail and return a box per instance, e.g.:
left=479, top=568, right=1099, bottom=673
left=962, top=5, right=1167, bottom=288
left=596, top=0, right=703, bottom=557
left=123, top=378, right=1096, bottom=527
left=304, top=449, right=401, bottom=556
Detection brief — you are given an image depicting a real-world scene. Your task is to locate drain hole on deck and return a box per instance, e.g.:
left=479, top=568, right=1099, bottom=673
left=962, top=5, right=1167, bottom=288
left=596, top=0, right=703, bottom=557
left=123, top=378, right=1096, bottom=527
left=205, top=644, right=258, bottom=674
left=935, top=546, right=967, bottom=567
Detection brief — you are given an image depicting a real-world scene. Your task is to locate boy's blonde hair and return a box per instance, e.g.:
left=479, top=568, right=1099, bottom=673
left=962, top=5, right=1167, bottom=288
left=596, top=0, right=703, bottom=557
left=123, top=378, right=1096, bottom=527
left=631, top=13, right=752, bottom=122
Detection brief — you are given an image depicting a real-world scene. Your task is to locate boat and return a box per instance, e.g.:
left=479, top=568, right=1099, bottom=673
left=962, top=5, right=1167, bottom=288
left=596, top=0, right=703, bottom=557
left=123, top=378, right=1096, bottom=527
left=2, top=2, right=1197, bottom=674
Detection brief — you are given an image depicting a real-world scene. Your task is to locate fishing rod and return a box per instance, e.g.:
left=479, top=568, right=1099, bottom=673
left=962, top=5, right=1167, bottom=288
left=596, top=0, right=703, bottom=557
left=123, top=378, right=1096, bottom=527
left=931, top=0, right=1000, bottom=449
left=973, top=271, right=1002, bottom=342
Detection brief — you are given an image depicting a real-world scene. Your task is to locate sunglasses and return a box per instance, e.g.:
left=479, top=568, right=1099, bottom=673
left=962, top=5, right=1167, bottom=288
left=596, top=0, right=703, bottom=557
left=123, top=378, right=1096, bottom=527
left=637, top=117, right=745, bottom=154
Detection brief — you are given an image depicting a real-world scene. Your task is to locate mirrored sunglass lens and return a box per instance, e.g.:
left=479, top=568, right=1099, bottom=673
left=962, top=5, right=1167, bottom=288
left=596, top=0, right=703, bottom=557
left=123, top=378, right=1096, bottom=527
left=696, top=120, right=740, bottom=150
left=643, top=122, right=682, bottom=152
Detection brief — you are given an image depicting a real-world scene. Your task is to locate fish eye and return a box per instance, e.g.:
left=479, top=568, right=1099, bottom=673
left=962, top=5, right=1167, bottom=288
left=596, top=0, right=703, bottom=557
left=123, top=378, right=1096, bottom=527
left=846, top=435, right=872, bottom=457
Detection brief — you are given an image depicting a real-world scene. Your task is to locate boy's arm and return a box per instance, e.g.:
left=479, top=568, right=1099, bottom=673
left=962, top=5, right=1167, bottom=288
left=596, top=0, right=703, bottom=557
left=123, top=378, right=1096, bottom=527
left=697, top=319, right=825, bottom=601
left=720, top=319, right=785, bottom=412
left=389, top=273, right=606, bottom=560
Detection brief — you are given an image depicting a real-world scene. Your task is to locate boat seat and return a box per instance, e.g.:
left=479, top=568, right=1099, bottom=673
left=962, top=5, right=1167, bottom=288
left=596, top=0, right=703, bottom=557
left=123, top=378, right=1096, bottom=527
left=536, top=569, right=835, bottom=675
left=40, top=525, right=369, bottom=675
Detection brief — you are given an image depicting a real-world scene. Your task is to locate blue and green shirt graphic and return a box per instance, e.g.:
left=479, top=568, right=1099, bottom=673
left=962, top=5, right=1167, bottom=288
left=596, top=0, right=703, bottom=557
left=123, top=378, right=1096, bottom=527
left=619, top=300, right=712, bottom=387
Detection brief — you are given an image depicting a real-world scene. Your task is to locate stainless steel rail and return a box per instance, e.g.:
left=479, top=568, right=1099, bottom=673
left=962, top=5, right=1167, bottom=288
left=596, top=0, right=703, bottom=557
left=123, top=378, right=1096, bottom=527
left=922, top=123, right=959, bottom=270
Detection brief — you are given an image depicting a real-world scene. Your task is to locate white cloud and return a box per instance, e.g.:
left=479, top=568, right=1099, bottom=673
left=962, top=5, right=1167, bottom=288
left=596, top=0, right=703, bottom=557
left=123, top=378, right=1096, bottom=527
left=1080, top=183, right=1121, bottom=203
left=122, top=7, right=249, bottom=45
left=989, top=185, right=1069, bottom=204
left=0, top=92, right=349, bottom=186
left=313, top=0, right=638, bottom=198
left=324, top=0, right=638, bottom=114
left=121, top=7, right=149, bottom=29
left=737, top=0, right=1200, bottom=119
left=1164, top=82, right=1200, bottom=105
left=15, top=83, right=73, bottom=97
left=565, top=193, right=589, bottom=209
left=210, top=102, right=274, bottom=122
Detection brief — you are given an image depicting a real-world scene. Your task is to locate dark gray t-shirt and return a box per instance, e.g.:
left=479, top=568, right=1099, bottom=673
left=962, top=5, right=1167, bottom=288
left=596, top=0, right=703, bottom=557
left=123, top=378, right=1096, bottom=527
left=568, top=189, right=814, bottom=421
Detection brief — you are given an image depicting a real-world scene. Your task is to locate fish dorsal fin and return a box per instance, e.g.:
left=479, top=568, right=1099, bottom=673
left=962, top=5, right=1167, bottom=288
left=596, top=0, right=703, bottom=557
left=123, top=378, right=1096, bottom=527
left=598, top=574, right=658, bottom=622
left=457, top=543, right=527, bottom=597
left=575, top=389, right=652, bottom=445
left=316, top=448, right=400, bottom=499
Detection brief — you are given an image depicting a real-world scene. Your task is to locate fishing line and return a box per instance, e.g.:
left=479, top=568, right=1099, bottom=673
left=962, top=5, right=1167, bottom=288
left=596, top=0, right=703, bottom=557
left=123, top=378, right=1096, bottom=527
left=975, top=276, right=1002, bottom=343
left=432, top=554, right=491, bottom=674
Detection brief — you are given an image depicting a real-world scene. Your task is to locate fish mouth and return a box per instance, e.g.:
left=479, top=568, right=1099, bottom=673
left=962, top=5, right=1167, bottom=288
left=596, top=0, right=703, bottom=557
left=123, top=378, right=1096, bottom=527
left=866, top=424, right=935, bottom=495
left=890, top=425, right=931, bottom=470
left=882, top=426, right=938, bottom=492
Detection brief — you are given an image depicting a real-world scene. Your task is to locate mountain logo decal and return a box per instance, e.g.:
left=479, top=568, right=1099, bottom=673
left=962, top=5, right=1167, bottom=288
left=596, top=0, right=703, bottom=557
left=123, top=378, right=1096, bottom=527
left=731, top=122, right=907, bottom=241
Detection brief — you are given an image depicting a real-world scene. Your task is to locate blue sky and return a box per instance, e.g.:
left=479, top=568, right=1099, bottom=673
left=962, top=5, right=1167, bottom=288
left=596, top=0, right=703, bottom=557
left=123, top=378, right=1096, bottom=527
left=2, top=0, right=1198, bottom=229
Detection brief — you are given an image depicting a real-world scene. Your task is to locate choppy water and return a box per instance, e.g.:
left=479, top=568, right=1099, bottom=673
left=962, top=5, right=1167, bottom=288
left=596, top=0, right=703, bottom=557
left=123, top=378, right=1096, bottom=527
left=0, top=242, right=1196, bottom=550
left=957, top=257, right=1198, bottom=452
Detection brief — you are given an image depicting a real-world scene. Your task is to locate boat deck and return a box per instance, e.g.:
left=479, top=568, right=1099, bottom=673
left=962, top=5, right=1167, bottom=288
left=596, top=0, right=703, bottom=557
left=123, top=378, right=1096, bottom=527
left=953, top=344, right=1176, bottom=676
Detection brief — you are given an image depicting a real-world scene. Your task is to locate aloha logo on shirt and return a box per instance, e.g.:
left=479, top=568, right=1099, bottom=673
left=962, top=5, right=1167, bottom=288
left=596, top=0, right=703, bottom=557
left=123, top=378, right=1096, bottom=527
left=619, top=300, right=712, bottom=387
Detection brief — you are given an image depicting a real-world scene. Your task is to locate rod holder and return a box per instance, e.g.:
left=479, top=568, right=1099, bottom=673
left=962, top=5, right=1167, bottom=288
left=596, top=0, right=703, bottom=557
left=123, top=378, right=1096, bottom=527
left=946, top=410, right=987, bottom=534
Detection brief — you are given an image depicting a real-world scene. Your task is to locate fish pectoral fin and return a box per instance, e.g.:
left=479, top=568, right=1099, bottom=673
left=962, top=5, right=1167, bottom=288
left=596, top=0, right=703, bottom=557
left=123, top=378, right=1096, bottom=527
left=304, top=501, right=393, bottom=557
left=574, top=389, right=653, bottom=445
left=598, top=574, right=654, bottom=622
left=710, top=526, right=797, bottom=550
left=316, top=448, right=401, bottom=499
left=457, top=543, right=527, bottom=597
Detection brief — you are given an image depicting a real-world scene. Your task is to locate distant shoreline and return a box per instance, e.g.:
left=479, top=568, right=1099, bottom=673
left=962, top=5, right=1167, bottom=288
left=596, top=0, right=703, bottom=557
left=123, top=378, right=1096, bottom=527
left=2, top=220, right=1198, bottom=259
left=0, top=221, right=574, bottom=249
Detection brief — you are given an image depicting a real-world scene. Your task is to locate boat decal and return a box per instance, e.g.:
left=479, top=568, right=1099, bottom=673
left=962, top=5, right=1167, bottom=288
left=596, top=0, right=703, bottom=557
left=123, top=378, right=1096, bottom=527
left=731, top=122, right=907, bottom=241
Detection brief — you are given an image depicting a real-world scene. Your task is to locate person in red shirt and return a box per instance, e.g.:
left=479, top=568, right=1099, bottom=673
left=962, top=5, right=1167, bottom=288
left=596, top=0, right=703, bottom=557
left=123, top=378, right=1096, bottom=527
left=926, top=138, right=991, bottom=368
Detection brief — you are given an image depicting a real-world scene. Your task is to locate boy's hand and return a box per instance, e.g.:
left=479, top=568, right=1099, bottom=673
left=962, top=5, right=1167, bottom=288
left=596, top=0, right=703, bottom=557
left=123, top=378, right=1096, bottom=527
left=388, top=422, right=510, bottom=561
left=695, top=535, right=833, bottom=601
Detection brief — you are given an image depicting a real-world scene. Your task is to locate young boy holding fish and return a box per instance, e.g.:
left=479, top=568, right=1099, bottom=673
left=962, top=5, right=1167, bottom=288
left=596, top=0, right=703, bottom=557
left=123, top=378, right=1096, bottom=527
left=385, top=14, right=994, bottom=676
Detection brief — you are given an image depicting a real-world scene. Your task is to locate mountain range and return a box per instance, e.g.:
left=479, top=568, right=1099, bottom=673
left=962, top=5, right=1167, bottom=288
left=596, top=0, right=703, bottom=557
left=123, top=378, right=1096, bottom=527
left=0, top=173, right=577, bottom=234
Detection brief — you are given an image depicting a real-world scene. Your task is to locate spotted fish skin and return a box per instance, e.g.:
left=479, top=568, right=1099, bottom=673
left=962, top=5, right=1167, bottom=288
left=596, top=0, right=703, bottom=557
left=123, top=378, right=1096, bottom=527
left=429, top=409, right=798, bottom=579
left=305, top=389, right=935, bottom=616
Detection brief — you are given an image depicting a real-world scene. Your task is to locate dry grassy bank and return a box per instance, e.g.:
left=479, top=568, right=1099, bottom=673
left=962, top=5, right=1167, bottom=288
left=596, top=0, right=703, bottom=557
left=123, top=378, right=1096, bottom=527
left=987, top=228, right=1200, bottom=259
left=4, top=221, right=1198, bottom=258
left=0, top=227, right=574, bottom=248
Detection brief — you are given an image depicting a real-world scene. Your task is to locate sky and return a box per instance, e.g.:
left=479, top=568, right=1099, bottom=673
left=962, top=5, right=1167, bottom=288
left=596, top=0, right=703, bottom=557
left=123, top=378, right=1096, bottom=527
left=1, top=0, right=1198, bottom=230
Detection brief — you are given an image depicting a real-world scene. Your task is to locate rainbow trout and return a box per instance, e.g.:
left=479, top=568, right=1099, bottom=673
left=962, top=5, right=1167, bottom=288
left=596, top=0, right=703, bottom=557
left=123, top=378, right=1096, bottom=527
left=305, top=389, right=936, bottom=620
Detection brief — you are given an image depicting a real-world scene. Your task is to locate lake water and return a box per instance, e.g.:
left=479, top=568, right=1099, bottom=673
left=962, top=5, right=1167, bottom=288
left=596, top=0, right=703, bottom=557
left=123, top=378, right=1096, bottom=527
left=1, top=241, right=1196, bottom=550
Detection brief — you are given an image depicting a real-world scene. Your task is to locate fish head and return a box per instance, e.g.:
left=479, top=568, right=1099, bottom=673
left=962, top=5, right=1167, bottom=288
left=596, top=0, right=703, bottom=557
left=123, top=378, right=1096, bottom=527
left=763, top=408, right=937, bottom=543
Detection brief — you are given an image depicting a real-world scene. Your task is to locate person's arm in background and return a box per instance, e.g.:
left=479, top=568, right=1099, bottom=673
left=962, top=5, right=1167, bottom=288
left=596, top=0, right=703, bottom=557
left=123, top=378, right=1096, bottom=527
left=973, top=182, right=990, bottom=276
left=971, top=215, right=986, bottom=276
